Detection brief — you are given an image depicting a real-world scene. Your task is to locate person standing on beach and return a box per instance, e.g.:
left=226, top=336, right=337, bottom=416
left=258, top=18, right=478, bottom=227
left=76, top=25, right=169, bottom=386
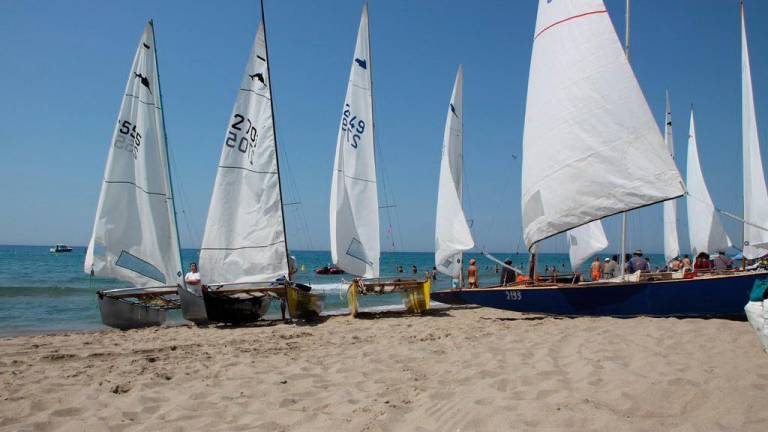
left=590, top=257, right=603, bottom=281
left=467, top=258, right=479, bottom=288
left=185, top=263, right=202, bottom=295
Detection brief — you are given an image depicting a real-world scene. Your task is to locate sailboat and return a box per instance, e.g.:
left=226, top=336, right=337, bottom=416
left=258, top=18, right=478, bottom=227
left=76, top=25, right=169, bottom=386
left=330, top=4, right=430, bottom=317
left=86, top=22, right=186, bottom=329
left=195, top=2, right=321, bottom=324
left=434, top=65, right=474, bottom=283
left=741, top=0, right=768, bottom=351
left=686, top=109, right=732, bottom=257
left=432, top=0, right=768, bottom=317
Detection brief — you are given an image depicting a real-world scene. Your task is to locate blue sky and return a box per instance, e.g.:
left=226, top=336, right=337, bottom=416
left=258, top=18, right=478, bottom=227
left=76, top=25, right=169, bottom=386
left=1, top=0, right=767, bottom=254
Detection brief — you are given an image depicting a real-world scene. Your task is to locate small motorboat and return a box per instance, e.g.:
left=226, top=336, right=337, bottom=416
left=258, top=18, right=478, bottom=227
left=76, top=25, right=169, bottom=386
left=50, top=244, right=73, bottom=253
left=315, top=265, right=345, bottom=275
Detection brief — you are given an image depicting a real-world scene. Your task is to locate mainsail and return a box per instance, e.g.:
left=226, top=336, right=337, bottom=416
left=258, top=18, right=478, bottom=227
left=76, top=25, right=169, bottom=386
left=85, top=22, right=183, bottom=290
left=741, top=4, right=768, bottom=258
left=199, top=22, right=288, bottom=284
left=662, top=91, right=681, bottom=263
left=686, top=110, right=732, bottom=256
left=567, top=220, right=608, bottom=271
left=435, top=65, right=474, bottom=277
left=520, top=0, right=685, bottom=249
left=330, top=4, right=380, bottom=278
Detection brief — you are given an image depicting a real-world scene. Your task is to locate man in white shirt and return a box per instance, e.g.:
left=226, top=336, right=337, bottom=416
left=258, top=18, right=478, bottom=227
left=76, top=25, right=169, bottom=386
left=184, top=262, right=201, bottom=287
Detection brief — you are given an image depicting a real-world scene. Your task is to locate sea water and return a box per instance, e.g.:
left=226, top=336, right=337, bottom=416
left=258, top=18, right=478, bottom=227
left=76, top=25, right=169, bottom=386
left=0, top=245, right=667, bottom=335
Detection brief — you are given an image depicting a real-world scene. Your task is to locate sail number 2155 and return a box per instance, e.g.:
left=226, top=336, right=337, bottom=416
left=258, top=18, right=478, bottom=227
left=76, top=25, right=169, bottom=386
left=341, top=103, right=366, bottom=149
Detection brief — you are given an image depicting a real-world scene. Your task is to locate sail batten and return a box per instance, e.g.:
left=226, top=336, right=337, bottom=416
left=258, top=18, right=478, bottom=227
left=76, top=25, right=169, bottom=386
left=741, top=5, right=768, bottom=258
left=435, top=66, right=474, bottom=277
left=686, top=110, right=732, bottom=256
left=521, top=0, right=685, bottom=249
left=330, top=5, right=380, bottom=278
left=199, top=22, right=288, bottom=284
left=84, top=23, right=183, bottom=290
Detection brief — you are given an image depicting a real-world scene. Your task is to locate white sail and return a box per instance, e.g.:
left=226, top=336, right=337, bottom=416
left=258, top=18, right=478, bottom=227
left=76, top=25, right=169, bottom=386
left=435, top=66, right=474, bottom=277
left=330, top=4, right=379, bottom=278
left=567, top=220, right=608, bottom=271
left=686, top=110, right=732, bottom=256
left=199, top=22, right=288, bottom=284
left=662, top=91, right=681, bottom=263
left=84, top=22, right=183, bottom=289
left=520, top=0, right=685, bottom=248
left=741, top=6, right=768, bottom=258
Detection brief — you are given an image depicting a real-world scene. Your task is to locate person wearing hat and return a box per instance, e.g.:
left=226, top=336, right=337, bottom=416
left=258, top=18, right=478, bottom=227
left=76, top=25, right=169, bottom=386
left=602, top=256, right=618, bottom=278
left=467, top=258, right=479, bottom=288
left=628, top=249, right=650, bottom=273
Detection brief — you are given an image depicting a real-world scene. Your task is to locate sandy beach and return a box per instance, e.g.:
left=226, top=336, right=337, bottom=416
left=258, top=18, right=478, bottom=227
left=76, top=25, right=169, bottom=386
left=1, top=306, right=767, bottom=431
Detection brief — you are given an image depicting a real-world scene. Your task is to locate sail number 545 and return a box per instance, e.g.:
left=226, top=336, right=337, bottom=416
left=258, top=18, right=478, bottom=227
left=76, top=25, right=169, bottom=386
left=506, top=290, right=522, bottom=301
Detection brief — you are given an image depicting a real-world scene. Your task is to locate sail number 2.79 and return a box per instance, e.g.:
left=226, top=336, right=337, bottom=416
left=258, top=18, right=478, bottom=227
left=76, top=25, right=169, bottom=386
left=341, top=103, right=366, bottom=149
left=226, top=113, right=259, bottom=165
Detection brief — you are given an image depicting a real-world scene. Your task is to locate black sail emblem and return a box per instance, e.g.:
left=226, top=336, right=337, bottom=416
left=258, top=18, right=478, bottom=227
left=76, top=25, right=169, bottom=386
left=248, top=72, right=266, bottom=86
left=134, top=73, right=152, bottom=94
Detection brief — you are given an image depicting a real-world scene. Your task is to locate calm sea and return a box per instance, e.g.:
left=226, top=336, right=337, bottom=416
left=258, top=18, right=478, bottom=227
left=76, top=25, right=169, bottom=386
left=0, top=245, right=666, bottom=335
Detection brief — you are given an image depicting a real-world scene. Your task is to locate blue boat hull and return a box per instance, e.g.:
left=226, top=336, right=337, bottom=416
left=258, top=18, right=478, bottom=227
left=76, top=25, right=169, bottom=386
left=431, top=271, right=768, bottom=317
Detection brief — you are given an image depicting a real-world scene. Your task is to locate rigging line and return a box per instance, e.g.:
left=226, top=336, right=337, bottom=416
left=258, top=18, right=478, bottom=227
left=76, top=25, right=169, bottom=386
left=462, top=147, right=477, bottom=250
left=278, top=137, right=315, bottom=251
left=480, top=151, right=517, bottom=252
left=687, top=192, right=768, bottom=233
left=372, top=105, right=401, bottom=252
left=482, top=250, right=524, bottom=275
left=267, top=89, right=315, bottom=252
left=165, top=140, right=200, bottom=247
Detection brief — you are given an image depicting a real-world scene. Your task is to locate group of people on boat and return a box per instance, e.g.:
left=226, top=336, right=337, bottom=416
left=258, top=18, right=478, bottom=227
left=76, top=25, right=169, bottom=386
left=587, top=249, right=737, bottom=281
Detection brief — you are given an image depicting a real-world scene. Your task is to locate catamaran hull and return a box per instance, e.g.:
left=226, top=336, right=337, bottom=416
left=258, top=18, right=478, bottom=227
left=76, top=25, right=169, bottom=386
left=97, top=294, right=166, bottom=329
left=202, top=292, right=272, bottom=325
left=178, top=286, right=209, bottom=324
left=432, top=272, right=768, bottom=317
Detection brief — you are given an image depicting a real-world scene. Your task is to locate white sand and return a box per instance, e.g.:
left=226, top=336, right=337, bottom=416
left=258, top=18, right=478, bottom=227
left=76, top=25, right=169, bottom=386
left=1, top=307, right=767, bottom=431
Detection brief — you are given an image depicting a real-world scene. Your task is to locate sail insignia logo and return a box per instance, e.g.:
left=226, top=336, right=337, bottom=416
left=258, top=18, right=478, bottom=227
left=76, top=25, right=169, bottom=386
left=133, top=73, right=152, bottom=95
left=249, top=72, right=266, bottom=87
left=354, top=58, right=367, bottom=69
left=450, top=103, right=458, bottom=117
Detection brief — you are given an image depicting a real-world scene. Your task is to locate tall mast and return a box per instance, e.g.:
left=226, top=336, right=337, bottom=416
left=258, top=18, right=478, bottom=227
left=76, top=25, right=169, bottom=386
left=260, top=0, right=292, bottom=281
left=151, top=20, right=186, bottom=290
left=619, top=0, right=631, bottom=278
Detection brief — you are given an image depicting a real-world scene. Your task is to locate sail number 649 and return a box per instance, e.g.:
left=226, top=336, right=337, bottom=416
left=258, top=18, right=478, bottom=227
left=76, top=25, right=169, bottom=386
left=341, top=103, right=366, bottom=149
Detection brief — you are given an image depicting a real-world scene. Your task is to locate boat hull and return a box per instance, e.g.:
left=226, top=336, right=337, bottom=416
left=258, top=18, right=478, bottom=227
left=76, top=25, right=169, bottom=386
left=97, top=294, right=166, bottom=329
left=287, top=284, right=323, bottom=320
left=432, top=272, right=768, bottom=317
left=202, top=290, right=272, bottom=325
left=178, top=285, right=209, bottom=324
